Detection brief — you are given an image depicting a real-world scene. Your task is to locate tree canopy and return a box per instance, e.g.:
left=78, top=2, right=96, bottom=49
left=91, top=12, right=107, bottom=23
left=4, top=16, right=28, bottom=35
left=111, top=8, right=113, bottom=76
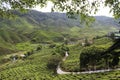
left=0, top=0, right=120, bottom=19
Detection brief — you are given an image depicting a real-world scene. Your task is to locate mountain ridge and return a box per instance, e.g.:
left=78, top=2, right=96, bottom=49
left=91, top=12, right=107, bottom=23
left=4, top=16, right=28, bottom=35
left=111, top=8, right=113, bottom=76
left=0, top=10, right=119, bottom=54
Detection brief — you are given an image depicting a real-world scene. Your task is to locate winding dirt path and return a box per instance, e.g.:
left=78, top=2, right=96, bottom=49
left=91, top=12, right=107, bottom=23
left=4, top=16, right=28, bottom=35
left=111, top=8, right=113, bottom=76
left=57, top=51, right=120, bottom=74
left=57, top=51, right=71, bottom=74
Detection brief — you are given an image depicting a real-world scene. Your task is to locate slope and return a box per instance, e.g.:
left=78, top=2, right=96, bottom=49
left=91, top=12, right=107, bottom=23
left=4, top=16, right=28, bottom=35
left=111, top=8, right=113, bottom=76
left=0, top=10, right=119, bottom=55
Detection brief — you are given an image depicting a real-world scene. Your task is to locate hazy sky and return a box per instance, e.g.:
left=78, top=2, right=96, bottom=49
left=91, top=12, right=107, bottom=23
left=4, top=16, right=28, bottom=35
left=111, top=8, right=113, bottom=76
left=33, top=1, right=113, bottom=17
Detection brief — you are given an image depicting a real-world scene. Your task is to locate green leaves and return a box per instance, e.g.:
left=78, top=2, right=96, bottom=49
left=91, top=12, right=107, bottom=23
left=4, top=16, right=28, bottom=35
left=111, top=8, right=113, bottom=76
left=80, top=46, right=106, bottom=71
left=0, top=0, right=120, bottom=22
left=105, top=0, right=120, bottom=18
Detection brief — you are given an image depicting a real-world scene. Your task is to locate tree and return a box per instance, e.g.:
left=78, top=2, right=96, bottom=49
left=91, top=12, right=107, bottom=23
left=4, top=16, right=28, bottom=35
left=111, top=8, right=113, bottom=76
left=0, top=0, right=120, bottom=20
left=64, top=39, right=68, bottom=45
left=111, top=55, right=119, bottom=68
left=80, top=46, right=105, bottom=71
left=110, top=32, right=115, bottom=40
left=84, top=38, right=90, bottom=46
left=103, top=53, right=112, bottom=69
left=47, top=54, right=62, bottom=73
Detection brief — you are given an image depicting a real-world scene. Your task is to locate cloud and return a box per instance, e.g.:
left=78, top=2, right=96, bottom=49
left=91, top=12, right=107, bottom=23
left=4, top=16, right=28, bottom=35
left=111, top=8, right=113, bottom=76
left=33, top=1, right=113, bottom=17
left=32, top=1, right=53, bottom=12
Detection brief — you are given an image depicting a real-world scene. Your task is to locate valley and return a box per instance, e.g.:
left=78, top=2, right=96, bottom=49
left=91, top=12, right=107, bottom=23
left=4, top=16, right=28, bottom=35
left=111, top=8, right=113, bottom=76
left=0, top=10, right=120, bottom=80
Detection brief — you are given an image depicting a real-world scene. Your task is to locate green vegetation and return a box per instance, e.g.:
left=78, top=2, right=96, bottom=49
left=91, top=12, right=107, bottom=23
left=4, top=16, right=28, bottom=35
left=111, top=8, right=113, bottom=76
left=0, top=10, right=120, bottom=80
left=0, top=0, right=120, bottom=21
left=0, top=10, right=118, bottom=55
left=80, top=46, right=106, bottom=71
left=0, top=39, right=120, bottom=80
left=61, top=37, right=120, bottom=72
left=47, top=54, right=62, bottom=72
left=15, top=42, right=38, bottom=51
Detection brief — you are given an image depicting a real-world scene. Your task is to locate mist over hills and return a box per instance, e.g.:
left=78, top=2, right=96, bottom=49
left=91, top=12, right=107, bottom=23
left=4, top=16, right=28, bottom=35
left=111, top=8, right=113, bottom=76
left=94, top=16, right=120, bottom=28
left=0, top=10, right=119, bottom=54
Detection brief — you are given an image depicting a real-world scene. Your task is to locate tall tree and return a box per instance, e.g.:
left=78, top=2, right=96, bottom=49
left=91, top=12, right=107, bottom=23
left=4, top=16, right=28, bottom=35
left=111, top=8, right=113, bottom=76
left=0, top=0, right=120, bottom=19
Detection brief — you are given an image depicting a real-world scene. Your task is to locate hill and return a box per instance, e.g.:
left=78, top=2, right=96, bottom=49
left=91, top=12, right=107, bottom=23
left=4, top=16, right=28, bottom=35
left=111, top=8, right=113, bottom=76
left=0, top=10, right=120, bottom=80
left=0, top=37, right=120, bottom=80
left=0, top=10, right=119, bottom=54
left=94, top=16, right=120, bottom=28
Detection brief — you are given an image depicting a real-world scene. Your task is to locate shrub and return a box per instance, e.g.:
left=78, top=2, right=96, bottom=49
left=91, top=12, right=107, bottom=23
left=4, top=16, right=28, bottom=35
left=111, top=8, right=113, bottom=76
left=47, top=54, right=62, bottom=70
left=36, top=45, right=42, bottom=51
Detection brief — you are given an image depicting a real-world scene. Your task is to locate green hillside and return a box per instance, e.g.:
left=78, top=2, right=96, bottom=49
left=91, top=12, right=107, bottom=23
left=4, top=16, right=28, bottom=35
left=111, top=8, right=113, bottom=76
left=0, top=10, right=119, bottom=55
left=0, top=37, right=120, bottom=80
left=0, top=10, right=120, bottom=80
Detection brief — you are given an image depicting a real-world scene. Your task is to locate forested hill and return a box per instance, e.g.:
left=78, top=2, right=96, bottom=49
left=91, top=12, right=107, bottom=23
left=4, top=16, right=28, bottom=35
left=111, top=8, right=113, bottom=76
left=12, top=10, right=81, bottom=27
left=94, top=16, right=120, bottom=28
left=1, top=10, right=119, bottom=30
left=12, top=10, right=120, bottom=28
left=0, top=10, right=119, bottom=54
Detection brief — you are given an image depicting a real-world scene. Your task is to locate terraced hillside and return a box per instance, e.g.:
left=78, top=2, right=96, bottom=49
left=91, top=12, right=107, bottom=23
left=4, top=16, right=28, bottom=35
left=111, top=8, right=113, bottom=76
left=0, top=10, right=119, bottom=55
left=0, top=37, right=120, bottom=80
left=0, top=10, right=120, bottom=80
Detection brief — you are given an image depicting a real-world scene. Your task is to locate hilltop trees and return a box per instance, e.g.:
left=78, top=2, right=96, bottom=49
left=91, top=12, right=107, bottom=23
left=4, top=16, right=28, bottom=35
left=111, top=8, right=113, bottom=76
left=80, top=46, right=106, bottom=71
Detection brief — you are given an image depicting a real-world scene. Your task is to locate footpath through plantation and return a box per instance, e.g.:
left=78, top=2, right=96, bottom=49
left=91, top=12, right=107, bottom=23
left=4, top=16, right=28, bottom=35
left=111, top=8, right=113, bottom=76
left=0, top=37, right=120, bottom=80
left=57, top=51, right=120, bottom=74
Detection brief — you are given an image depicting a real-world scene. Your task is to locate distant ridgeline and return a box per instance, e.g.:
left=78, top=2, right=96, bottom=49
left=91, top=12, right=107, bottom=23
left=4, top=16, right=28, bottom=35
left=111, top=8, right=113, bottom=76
left=0, top=10, right=119, bottom=55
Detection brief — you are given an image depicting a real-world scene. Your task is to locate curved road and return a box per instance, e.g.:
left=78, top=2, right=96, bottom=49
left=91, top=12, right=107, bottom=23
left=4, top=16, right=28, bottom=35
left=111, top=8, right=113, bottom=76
left=57, top=51, right=120, bottom=74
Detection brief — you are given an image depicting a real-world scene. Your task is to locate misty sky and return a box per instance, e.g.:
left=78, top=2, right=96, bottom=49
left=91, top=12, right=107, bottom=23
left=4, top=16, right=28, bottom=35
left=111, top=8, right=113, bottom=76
left=33, top=1, right=113, bottom=17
